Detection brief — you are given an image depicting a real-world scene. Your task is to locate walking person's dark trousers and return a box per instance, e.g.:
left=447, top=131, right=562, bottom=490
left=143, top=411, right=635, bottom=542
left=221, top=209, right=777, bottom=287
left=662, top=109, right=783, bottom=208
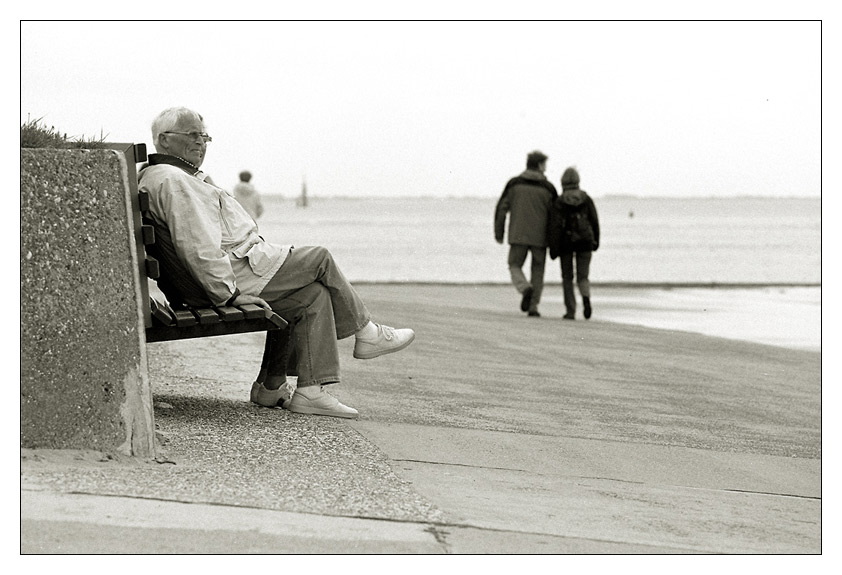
left=508, top=243, right=546, bottom=313
left=560, top=250, right=592, bottom=315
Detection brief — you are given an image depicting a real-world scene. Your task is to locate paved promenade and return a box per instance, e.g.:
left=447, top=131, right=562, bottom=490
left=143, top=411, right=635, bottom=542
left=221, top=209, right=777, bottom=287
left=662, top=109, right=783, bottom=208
left=21, top=285, right=822, bottom=554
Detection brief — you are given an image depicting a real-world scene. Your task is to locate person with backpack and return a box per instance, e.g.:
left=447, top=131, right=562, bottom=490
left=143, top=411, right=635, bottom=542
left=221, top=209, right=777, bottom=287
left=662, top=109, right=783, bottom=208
left=548, top=167, right=600, bottom=320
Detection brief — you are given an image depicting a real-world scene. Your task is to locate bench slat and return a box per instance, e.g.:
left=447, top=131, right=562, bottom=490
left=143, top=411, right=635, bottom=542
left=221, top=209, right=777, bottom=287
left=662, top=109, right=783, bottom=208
left=149, top=297, right=174, bottom=327
left=266, top=310, right=287, bottom=328
left=141, top=224, right=155, bottom=245
left=173, top=310, right=198, bottom=327
left=145, top=257, right=160, bottom=279
left=138, top=190, right=150, bottom=212
left=237, top=304, right=265, bottom=320
left=194, top=308, right=220, bottom=325
left=133, top=143, right=147, bottom=162
left=216, top=306, right=245, bottom=321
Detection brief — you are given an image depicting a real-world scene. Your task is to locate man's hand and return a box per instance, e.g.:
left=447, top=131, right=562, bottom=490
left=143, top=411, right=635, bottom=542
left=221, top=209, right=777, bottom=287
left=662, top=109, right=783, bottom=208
left=231, top=294, right=272, bottom=312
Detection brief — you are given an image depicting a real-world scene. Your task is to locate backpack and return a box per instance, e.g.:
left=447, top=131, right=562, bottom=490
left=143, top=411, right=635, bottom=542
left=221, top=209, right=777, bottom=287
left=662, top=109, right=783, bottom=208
left=564, top=203, right=594, bottom=245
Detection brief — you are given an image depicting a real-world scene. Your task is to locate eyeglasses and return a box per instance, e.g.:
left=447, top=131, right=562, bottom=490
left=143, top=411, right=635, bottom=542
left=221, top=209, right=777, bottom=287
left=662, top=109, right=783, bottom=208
left=163, top=131, right=212, bottom=143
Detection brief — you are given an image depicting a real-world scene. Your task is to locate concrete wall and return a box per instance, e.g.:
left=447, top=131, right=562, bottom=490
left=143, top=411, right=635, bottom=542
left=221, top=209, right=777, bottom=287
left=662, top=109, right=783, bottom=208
left=20, top=148, right=156, bottom=458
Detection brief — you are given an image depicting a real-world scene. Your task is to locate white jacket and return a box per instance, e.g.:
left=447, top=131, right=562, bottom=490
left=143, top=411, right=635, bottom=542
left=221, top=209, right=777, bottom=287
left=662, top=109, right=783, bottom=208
left=138, top=157, right=289, bottom=307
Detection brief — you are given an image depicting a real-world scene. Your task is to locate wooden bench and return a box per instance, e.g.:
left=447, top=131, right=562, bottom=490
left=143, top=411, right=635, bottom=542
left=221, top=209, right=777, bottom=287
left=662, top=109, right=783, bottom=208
left=108, top=142, right=290, bottom=344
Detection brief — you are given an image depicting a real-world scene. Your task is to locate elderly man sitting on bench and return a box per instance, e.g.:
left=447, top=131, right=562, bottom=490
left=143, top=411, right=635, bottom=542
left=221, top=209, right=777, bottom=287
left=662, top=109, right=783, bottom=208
left=138, top=106, right=415, bottom=419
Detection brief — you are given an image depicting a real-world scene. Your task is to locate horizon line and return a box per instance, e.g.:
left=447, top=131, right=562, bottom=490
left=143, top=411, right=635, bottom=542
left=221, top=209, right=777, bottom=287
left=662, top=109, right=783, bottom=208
left=347, top=281, right=821, bottom=289
left=258, top=193, right=822, bottom=200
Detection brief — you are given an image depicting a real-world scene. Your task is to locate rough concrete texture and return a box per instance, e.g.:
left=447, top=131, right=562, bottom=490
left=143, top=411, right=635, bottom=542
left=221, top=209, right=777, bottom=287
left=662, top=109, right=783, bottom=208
left=20, top=149, right=155, bottom=456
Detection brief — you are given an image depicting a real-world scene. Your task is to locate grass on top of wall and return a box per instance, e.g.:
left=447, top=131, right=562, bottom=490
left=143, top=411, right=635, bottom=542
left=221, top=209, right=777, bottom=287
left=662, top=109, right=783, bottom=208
left=21, top=115, right=108, bottom=149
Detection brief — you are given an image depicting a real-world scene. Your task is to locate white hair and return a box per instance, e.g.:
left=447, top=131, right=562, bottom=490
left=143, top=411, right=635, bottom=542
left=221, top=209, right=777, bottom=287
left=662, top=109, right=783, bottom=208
left=150, top=107, right=204, bottom=150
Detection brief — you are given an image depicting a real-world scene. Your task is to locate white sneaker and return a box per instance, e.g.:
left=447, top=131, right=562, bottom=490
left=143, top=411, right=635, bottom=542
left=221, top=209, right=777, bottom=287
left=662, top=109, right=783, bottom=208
left=287, top=387, right=359, bottom=419
left=353, top=324, right=415, bottom=359
left=250, top=381, right=293, bottom=408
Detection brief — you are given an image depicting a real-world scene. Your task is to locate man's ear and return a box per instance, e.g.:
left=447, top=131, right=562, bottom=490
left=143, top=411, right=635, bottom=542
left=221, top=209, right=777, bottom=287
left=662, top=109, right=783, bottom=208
left=155, top=134, right=171, bottom=154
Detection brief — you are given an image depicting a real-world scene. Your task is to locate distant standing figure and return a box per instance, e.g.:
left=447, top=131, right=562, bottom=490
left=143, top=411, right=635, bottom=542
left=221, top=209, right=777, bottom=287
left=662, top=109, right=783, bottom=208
left=549, top=167, right=600, bottom=320
left=234, top=170, right=264, bottom=220
left=494, top=150, right=558, bottom=317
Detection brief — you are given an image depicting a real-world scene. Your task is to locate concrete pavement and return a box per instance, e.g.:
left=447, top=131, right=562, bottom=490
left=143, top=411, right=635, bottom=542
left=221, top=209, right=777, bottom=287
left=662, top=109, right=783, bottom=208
left=20, top=285, right=822, bottom=554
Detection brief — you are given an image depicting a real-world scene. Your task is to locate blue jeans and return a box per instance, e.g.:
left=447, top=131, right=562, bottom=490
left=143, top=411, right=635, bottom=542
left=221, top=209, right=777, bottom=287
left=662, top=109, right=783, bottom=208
left=259, top=246, right=371, bottom=388
left=507, top=244, right=546, bottom=312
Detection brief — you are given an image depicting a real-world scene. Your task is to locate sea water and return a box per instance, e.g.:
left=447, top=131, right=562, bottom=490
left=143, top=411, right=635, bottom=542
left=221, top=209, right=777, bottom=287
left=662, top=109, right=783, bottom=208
left=254, top=195, right=821, bottom=351
left=257, top=196, right=820, bottom=285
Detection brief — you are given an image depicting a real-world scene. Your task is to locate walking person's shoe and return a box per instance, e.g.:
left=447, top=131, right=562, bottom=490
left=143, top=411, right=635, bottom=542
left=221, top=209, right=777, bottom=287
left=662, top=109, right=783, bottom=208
left=528, top=310, right=541, bottom=317
left=563, top=311, right=575, bottom=320
left=353, top=323, right=416, bottom=359
left=520, top=287, right=534, bottom=312
left=287, top=386, right=359, bottom=419
left=250, top=381, right=293, bottom=408
left=583, top=297, right=592, bottom=319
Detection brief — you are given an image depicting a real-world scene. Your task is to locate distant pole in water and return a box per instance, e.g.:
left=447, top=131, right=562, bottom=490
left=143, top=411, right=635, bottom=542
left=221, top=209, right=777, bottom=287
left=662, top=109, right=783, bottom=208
left=297, top=177, right=308, bottom=208
left=629, top=209, right=634, bottom=218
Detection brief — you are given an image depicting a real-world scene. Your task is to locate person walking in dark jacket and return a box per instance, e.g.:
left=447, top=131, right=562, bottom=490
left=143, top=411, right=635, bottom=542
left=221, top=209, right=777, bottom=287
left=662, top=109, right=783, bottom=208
left=495, top=151, right=558, bottom=317
left=549, top=167, right=600, bottom=320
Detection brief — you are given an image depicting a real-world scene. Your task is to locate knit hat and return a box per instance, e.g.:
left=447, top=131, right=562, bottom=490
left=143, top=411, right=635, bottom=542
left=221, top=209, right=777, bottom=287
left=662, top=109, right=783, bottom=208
left=561, top=167, right=580, bottom=189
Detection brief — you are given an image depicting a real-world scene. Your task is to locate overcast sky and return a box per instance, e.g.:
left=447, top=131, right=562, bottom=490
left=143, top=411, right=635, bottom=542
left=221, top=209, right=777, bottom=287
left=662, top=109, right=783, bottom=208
left=20, top=20, right=821, bottom=198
